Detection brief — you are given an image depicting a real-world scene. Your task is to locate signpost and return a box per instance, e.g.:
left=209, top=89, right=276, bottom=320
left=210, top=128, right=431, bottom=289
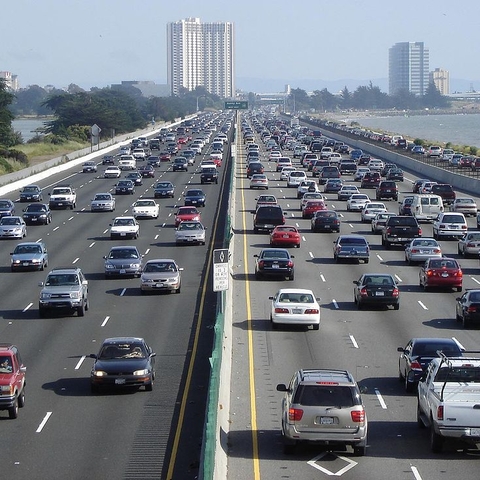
left=224, top=101, right=248, bottom=110
left=213, top=249, right=229, bottom=292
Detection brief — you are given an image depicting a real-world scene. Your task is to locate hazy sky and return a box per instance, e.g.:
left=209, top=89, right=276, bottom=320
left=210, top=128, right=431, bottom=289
left=2, top=0, right=478, bottom=91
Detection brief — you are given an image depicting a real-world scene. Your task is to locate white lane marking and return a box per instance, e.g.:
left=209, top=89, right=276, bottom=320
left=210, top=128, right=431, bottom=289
left=53, top=226, right=59, bottom=231
left=36, top=412, right=53, bottom=433
left=411, top=465, right=423, bottom=480
left=332, top=299, right=339, bottom=309
left=308, top=251, right=314, bottom=258
left=307, top=452, right=357, bottom=475
left=376, top=254, right=383, bottom=261
left=418, top=301, right=428, bottom=310
left=168, top=213, right=172, bottom=217
left=452, top=337, right=465, bottom=351
left=72, top=258, right=79, bottom=264
left=75, top=356, right=86, bottom=370
left=394, top=274, right=402, bottom=283
left=81, top=207, right=86, bottom=211
left=36, top=238, right=42, bottom=243
left=375, top=389, right=387, bottom=409
left=101, top=316, right=110, bottom=327
left=302, top=235, right=306, bottom=242
left=120, top=288, right=126, bottom=296
left=89, top=242, right=95, bottom=248
left=471, top=277, right=480, bottom=285
left=286, top=203, right=290, bottom=208
left=145, top=248, right=150, bottom=255
left=162, top=222, right=166, bottom=227
left=123, top=209, right=128, bottom=213
left=23, top=303, right=33, bottom=312
left=68, top=216, right=74, bottom=221
left=348, top=223, right=354, bottom=228
left=320, top=274, right=326, bottom=282
left=349, top=335, right=359, bottom=348
left=103, top=229, right=108, bottom=234
left=154, top=234, right=159, bottom=240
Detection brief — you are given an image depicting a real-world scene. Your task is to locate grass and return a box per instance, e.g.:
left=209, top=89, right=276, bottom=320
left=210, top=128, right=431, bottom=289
left=16, top=140, right=89, bottom=167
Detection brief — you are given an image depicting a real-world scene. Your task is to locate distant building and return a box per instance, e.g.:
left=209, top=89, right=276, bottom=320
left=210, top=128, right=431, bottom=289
left=0, top=71, right=19, bottom=91
left=389, top=42, right=429, bottom=96
left=430, top=68, right=450, bottom=95
left=167, top=17, right=235, bottom=98
left=111, top=80, right=170, bottom=97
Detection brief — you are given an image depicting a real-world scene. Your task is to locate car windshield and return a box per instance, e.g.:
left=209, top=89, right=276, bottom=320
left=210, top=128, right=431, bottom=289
left=26, top=204, right=45, bottom=211
left=1, top=218, right=21, bottom=225
left=278, top=292, right=313, bottom=303
left=262, top=250, right=289, bottom=259
left=135, top=201, right=154, bottom=207
left=178, top=208, right=197, bottom=215
left=95, top=195, right=111, bottom=200
left=23, top=186, right=39, bottom=192
left=187, top=191, right=203, bottom=197
left=413, top=239, right=437, bottom=247
left=178, top=222, right=202, bottom=230
left=109, top=249, right=139, bottom=259
left=0, top=201, right=11, bottom=208
left=363, top=275, right=393, bottom=286
left=340, top=237, right=366, bottom=245
left=144, top=262, right=176, bottom=273
left=98, top=343, right=147, bottom=360
left=46, top=274, right=79, bottom=286
left=411, top=343, right=460, bottom=357
left=15, top=244, right=42, bottom=254
left=157, top=183, right=171, bottom=188
left=435, top=367, right=480, bottom=383
left=428, top=259, right=457, bottom=269
left=114, top=218, right=135, bottom=226
left=293, top=385, right=355, bottom=407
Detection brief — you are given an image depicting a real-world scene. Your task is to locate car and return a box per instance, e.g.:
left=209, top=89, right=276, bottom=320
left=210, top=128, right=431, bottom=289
left=246, top=162, right=264, bottom=178
left=398, top=196, right=414, bottom=215
left=48, top=184, right=76, bottom=210
left=367, top=159, right=384, bottom=172
left=371, top=212, right=396, bottom=234
left=456, top=289, right=480, bottom=328
left=115, top=180, right=135, bottom=195
left=19, top=185, right=43, bottom=202
left=297, top=181, right=319, bottom=199
left=270, top=225, right=301, bottom=248
left=302, top=200, right=327, bottom=219
left=175, top=220, right=206, bottom=245
left=323, top=178, right=343, bottom=193
left=457, top=231, right=480, bottom=257
left=286, top=170, right=307, bottom=188
left=381, top=163, right=397, bottom=176
left=249, top=174, right=269, bottom=190
left=82, top=161, right=97, bottom=173
left=376, top=181, right=398, bottom=201
left=184, top=189, right=206, bottom=207
left=300, top=192, right=325, bottom=211
left=411, top=145, right=425, bottom=155
left=22, top=203, right=52, bottom=224
left=319, top=166, right=341, bottom=185
left=280, top=166, right=295, bottom=181
left=255, top=194, right=278, bottom=210
left=353, top=273, right=399, bottom=310
left=427, top=145, right=443, bottom=157
left=0, top=216, right=27, bottom=239
left=360, top=202, right=387, bottom=223
left=109, top=216, right=139, bottom=239
left=386, top=168, right=404, bottom=182
left=0, top=343, right=26, bottom=419
left=346, top=194, right=370, bottom=212
left=277, top=158, right=293, bottom=172
left=0, top=199, right=15, bottom=217
left=254, top=248, right=294, bottom=280
left=172, top=157, right=188, bottom=171
left=147, top=155, right=161, bottom=167
left=132, top=199, right=159, bottom=219
left=397, top=338, right=463, bottom=392
left=412, top=178, right=430, bottom=193
left=140, top=259, right=183, bottom=294
left=10, top=241, right=48, bottom=271
left=337, top=185, right=359, bottom=201
left=89, top=337, right=156, bottom=393
left=138, top=164, right=155, bottom=178
left=450, top=197, right=477, bottom=216
left=404, top=238, right=442, bottom=264
left=419, top=257, right=462, bottom=292
left=419, top=180, right=437, bottom=194
left=431, top=183, right=456, bottom=205
left=159, top=151, right=171, bottom=162
left=38, top=267, right=89, bottom=317
left=174, top=206, right=201, bottom=227
left=333, top=235, right=370, bottom=263
left=103, top=166, right=121, bottom=178
left=102, top=154, right=115, bottom=165
left=200, top=167, right=219, bottom=184
left=90, top=193, right=115, bottom=212
left=276, top=369, right=367, bottom=455
left=104, top=246, right=143, bottom=278
left=353, top=167, right=370, bottom=182
left=125, top=171, right=143, bottom=186
left=311, top=210, right=341, bottom=233
left=432, top=212, right=467, bottom=239
left=338, top=144, right=350, bottom=154
left=269, top=289, right=320, bottom=330
left=154, top=181, right=175, bottom=198
left=361, top=172, right=381, bottom=188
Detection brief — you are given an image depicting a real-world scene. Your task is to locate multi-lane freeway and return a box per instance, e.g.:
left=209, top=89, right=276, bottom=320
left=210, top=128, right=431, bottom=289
left=226, top=113, right=480, bottom=480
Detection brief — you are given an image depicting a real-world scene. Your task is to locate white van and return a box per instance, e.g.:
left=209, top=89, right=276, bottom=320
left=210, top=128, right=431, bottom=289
left=410, top=194, right=444, bottom=221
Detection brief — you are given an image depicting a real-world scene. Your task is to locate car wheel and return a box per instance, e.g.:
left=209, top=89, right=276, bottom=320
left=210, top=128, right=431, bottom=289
left=8, top=396, right=19, bottom=419
left=289, top=273, right=294, bottom=281
left=430, top=423, right=444, bottom=453
left=456, top=311, right=462, bottom=323
left=145, top=379, right=153, bottom=392
left=353, top=443, right=367, bottom=456
left=357, top=300, right=363, bottom=310
left=456, top=286, right=462, bottom=292
left=463, top=315, right=470, bottom=329
left=91, top=383, right=100, bottom=394
left=433, top=230, right=437, bottom=239
left=255, top=271, right=262, bottom=280
left=364, top=258, right=369, bottom=264
left=393, top=303, right=400, bottom=310
left=176, top=285, right=181, bottom=294
left=312, top=323, right=320, bottom=331
left=18, top=387, right=25, bottom=407
left=39, top=308, right=47, bottom=318
left=283, top=441, right=296, bottom=455
left=77, top=303, right=85, bottom=317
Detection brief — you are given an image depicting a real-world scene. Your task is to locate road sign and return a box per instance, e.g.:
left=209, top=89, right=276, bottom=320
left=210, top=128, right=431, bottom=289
left=213, top=249, right=229, bottom=292
left=224, top=101, right=248, bottom=110
left=91, top=124, right=101, bottom=136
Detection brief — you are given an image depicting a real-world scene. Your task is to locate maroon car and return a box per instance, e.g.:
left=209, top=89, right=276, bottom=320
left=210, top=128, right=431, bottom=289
left=419, top=257, right=463, bottom=292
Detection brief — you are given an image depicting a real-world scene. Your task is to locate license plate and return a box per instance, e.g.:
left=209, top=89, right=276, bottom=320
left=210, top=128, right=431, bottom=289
left=120, top=233, right=126, bottom=236
left=120, top=269, right=126, bottom=274
left=23, top=262, right=29, bottom=266
left=442, top=272, right=449, bottom=277
left=470, top=428, right=480, bottom=436
left=155, top=283, right=164, bottom=288
left=292, top=308, right=302, bottom=314
left=272, top=264, right=279, bottom=269
left=320, top=416, right=334, bottom=425
left=375, top=291, right=385, bottom=296
left=57, top=203, right=63, bottom=206
left=115, top=378, right=126, bottom=385
left=450, top=225, right=458, bottom=229
left=31, top=218, right=37, bottom=221
left=283, top=234, right=289, bottom=238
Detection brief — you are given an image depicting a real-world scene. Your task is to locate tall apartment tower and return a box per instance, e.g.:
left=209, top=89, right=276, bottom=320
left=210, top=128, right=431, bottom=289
left=167, top=17, right=234, bottom=98
left=430, top=68, right=450, bottom=95
left=389, top=42, right=429, bottom=96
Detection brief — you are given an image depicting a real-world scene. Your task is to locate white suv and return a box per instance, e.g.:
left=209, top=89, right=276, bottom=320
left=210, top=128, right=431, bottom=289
left=433, top=212, right=468, bottom=239
left=277, top=369, right=368, bottom=455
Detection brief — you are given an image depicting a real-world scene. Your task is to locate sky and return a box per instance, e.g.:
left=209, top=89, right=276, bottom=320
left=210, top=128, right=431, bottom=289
left=2, top=0, right=480, bottom=93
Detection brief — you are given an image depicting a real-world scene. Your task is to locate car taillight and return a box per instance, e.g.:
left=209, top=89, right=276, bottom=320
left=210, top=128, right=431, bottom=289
left=410, top=360, right=422, bottom=371
left=467, top=306, right=478, bottom=313
left=386, top=227, right=392, bottom=234
left=289, top=408, right=303, bottom=421
left=418, top=228, right=422, bottom=235
left=427, top=269, right=434, bottom=277
left=392, top=287, right=399, bottom=297
left=287, top=261, right=294, bottom=267
left=437, top=405, right=444, bottom=421
left=304, top=309, right=319, bottom=314
left=275, top=308, right=289, bottom=314
left=454, top=270, right=463, bottom=278
left=258, top=261, right=264, bottom=268
left=411, top=248, right=419, bottom=253
left=360, top=287, right=368, bottom=297
left=351, top=409, right=365, bottom=423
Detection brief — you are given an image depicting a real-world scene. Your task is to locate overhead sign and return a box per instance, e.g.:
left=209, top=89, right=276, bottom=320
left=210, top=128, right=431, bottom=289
left=213, top=249, right=229, bottom=292
left=224, top=101, right=248, bottom=110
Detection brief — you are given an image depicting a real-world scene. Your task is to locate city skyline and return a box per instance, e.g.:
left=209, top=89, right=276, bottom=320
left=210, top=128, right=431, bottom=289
left=2, top=0, right=480, bottom=94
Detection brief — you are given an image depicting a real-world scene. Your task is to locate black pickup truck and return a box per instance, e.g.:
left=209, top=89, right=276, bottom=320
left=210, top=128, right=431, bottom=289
left=382, top=216, right=422, bottom=249
left=200, top=167, right=219, bottom=184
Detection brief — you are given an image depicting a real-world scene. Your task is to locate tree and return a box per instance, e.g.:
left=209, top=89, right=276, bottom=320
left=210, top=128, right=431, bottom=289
left=422, top=81, right=450, bottom=109
left=0, top=79, right=16, bottom=147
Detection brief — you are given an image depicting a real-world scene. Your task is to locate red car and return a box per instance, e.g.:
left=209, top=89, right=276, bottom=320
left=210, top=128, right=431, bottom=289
left=160, top=152, right=171, bottom=162
left=212, top=156, right=222, bottom=167
left=302, top=200, right=327, bottom=219
left=270, top=225, right=301, bottom=248
left=419, top=257, right=462, bottom=292
left=0, top=343, right=26, bottom=419
left=174, top=206, right=201, bottom=227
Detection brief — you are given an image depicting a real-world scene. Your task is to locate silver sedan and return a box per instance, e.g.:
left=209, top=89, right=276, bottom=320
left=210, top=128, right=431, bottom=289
left=404, top=238, right=442, bottom=264
left=0, top=216, right=27, bottom=238
left=175, top=221, right=206, bottom=245
left=457, top=231, right=480, bottom=257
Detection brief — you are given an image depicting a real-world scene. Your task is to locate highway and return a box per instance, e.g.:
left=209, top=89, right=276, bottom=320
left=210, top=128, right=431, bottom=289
left=0, top=115, right=232, bottom=480
left=227, top=113, right=480, bottom=480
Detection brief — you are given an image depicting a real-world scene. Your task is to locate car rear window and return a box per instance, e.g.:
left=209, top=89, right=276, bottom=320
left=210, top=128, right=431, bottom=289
left=442, top=215, right=464, bottom=223
left=294, top=385, right=357, bottom=407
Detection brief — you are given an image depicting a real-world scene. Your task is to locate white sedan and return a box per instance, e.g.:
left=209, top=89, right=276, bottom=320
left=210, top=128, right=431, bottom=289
left=361, top=202, right=387, bottom=222
left=109, top=216, right=139, bottom=239
left=346, top=194, right=370, bottom=212
left=104, top=166, right=121, bottom=178
left=269, top=288, right=320, bottom=330
left=132, top=199, right=160, bottom=219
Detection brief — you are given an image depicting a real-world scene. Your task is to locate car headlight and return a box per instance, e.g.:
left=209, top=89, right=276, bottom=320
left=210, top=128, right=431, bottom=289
left=40, top=292, right=52, bottom=299
left=141, top=277, right=153, bottom=283
left=0, top=385, right=13, bottom=394
left=31, top=259, right=40, bottom=263
left=92, top=370, right=107, bottom=377
left=133, top=369, right=149, bottom=376
left=130, top=263, right=139, bottom=268
left=70, top=291, right=81, bottom=299
left=12, top=259, right=20, bottom=264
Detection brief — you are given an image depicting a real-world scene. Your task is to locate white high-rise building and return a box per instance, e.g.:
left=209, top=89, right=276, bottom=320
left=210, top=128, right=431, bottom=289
left=430, top=68, right=450, bottom=95
left=389, top=42, right=429, bottom=96
left=167, top=18, right=234, bottom=98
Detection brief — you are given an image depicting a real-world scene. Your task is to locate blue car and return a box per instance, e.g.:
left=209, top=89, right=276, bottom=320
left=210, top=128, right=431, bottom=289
left=411, top=145, right=425, bottom=155
left=350, top=149, right=363, bottom=161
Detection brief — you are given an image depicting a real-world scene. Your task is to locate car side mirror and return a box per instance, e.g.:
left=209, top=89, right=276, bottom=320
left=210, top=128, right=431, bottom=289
left=82, top=280, right=88, bottom=286
left=359, top=385, right=368, bottom=394
left=38, top=282, right=44, bottom=287
left=397, top=347, right=405, bottom=352
left=276, top=384, right=288, bottom=392
left=88, top=354, right=97, bottom=359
